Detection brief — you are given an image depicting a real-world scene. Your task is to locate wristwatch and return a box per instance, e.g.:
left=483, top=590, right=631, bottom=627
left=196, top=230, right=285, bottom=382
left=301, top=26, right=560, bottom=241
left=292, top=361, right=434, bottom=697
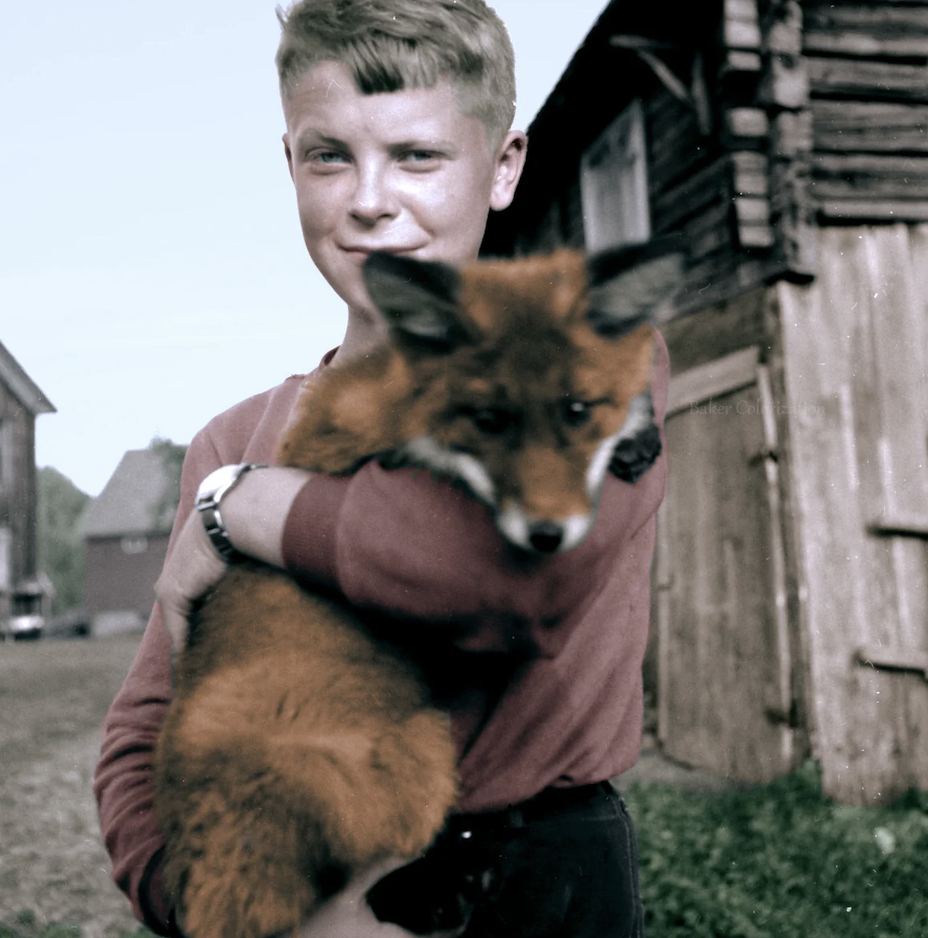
left=194, top=463, right=267, bottom=561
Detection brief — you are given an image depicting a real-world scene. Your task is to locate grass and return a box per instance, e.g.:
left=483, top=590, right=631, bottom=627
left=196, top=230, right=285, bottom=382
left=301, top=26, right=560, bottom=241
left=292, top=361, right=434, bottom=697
left=3, top=633, right=928, bottom=938
left=625, top=761, right=928, bottom=938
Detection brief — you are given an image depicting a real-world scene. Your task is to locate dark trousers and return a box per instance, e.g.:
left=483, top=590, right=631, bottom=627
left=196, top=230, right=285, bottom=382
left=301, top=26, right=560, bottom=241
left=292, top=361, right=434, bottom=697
left=367, top=781, right=645, bottom=937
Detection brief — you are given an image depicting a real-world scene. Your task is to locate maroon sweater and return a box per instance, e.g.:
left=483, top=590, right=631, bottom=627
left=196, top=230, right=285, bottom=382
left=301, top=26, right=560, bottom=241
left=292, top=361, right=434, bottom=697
left=93, top=335, right=669, bottom=934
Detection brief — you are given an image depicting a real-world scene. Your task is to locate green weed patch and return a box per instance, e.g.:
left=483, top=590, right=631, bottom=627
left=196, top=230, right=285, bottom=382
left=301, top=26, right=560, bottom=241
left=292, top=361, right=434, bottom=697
left=626, top=760, right=928, bottom=937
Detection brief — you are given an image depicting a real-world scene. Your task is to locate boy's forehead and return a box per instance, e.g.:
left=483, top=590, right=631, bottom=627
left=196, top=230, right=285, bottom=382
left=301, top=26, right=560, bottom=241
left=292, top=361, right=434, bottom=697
left=283, top=60, right=482, bottom=140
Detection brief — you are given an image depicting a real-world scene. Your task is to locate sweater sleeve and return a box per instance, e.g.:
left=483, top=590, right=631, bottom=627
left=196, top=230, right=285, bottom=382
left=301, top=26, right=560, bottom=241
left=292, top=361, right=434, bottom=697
left=282, top=332, right=670, bottom=657
left=93, top=429, right=224, bottom=936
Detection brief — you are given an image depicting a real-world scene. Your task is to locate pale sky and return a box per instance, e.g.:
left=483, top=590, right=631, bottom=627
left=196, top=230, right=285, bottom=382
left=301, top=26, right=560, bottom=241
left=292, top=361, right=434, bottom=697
left=1, top=0, right=608, bottom=496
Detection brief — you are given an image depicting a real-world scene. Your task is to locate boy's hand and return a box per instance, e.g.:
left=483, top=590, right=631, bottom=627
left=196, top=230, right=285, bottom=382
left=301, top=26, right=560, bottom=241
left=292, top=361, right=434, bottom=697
left=155, top=466, right=312, bottom=655
left=155, top=508, right=228, bottom=655
left=297, top=858, right=465, bottom=938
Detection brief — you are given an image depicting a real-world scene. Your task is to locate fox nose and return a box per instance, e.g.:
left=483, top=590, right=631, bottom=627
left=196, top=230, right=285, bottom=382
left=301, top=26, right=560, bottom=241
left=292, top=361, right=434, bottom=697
left=528, top=522, right=564, bottom=554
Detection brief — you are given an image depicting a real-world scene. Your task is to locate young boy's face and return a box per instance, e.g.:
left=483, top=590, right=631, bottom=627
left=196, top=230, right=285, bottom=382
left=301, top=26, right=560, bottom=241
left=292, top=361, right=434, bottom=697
left=283, top=60, right=526, bottom=322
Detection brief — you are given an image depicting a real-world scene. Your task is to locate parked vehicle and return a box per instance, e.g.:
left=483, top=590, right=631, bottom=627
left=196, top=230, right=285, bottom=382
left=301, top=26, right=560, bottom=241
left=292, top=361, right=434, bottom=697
left=2, top=581, right=49, bottom=641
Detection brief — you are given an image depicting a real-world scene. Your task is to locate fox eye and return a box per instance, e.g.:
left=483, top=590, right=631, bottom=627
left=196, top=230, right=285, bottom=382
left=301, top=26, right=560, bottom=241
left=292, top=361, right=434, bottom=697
left=462, top=406, right=515, bottom=435
left=561, top=399, right=592, bottom=428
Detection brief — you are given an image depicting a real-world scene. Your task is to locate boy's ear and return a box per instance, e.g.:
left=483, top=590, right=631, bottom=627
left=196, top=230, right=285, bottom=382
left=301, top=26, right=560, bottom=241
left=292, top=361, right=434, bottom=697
left=585, top=237, right=686, bottom=337
left=362, top=252, right=478, bottom=352
left=489, top=130, right=528, bottom=212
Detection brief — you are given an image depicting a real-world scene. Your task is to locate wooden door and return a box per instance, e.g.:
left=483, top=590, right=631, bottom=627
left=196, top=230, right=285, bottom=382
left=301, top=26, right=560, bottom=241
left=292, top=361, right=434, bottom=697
left=653, top=344, right=797, bottom=781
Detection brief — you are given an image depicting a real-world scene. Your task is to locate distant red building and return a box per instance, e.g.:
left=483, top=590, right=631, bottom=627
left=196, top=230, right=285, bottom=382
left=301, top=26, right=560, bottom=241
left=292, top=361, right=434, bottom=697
left=79, top=446, right=184, bottom=636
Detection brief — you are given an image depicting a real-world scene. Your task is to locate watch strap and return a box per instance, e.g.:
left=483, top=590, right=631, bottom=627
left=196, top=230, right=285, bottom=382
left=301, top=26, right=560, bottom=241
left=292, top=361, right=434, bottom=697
left=195, top=463, right=267, bottom=562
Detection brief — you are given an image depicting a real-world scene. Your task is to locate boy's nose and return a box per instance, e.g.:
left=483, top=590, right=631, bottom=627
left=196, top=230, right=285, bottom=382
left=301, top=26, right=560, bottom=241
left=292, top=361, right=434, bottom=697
left=350, top=169, right=397, bottom=223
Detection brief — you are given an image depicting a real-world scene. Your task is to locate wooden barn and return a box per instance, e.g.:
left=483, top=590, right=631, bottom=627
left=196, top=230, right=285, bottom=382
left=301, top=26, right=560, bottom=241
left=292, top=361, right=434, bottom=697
left=0, top=341, right=56, bottom=638
left=484, top=0, right=928, bottom=805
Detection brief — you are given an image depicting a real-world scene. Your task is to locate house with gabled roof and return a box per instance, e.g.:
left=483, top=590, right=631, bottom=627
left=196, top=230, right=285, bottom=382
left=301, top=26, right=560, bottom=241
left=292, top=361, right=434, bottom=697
left=79, top=442, right=185, bottom=636
left=0, top=340, right=56, bottom=638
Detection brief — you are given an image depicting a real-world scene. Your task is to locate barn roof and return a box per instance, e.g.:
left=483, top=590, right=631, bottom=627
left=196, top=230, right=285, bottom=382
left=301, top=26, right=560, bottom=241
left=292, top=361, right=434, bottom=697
left=79, top=448, right=181, bottom=539
left=0, top=340, right=56, bottom=415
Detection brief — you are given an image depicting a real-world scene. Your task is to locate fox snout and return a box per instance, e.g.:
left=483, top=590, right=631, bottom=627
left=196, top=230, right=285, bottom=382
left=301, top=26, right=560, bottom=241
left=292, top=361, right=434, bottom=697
left=497, top=508, right=595, bottom=555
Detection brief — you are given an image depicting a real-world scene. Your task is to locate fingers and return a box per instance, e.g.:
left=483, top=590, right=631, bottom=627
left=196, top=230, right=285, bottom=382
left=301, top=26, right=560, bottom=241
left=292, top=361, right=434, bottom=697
left=155, top=509, right=228, bottom=655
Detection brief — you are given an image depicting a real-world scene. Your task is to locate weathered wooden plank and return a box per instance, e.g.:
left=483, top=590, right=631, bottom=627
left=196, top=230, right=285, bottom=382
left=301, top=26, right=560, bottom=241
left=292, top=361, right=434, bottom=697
left=804, top=3, right=928, bottom=33
left=819, top=200, right=928, bottom=222
left=812, top=153, right=928, bottom=207
left=868, top=512, right=928, bottom=538
left=724, top=0, right=762, bottom=50
left=661, top=286, right=767, bottom=374
left=732, top=151, right=768, bottom=196
left=653, top=500, right=672, bottom=745
left=687, top=218, right=733, bottom=260
left=734, top=195, right=775, bottom=248
left=659, top=367, right=793, bottom=780
left=776, top=269, right=904, bottom=804
left=808, top=57, right=928, bottom=103
left=804, top=5, right=928, bottom=59
left=720, top=49, right=762, bottom=78
left=739, top=224, right=776, bottom=249
left=770, top=109, right=813, bottom=158
left=857, top=646, right=928, bottom=679
left=671, top=254, right=788, bottom=317
left=652, top=157, right=729, bottom=230
left=724, top=106, right=769, bottom=144
left=804, top=32, right=928, bottom=60
left=762, top=0, right=803, bottom=56
left=667, top=346, right=760, bottom=416
left=755, top=362, right=797, bottom=768
left=759, top=54, right=810, bottom=110
left=911, top=225, right=928, bottom=368
left=733, top=196, right=770, bottom=225
left=813, top=101, right=928, bottom=154
left=769, top=155, right=817, bottom=278
left=681, top=197, right=730, bottom=239
left=863, top=226, right=928, bottom=653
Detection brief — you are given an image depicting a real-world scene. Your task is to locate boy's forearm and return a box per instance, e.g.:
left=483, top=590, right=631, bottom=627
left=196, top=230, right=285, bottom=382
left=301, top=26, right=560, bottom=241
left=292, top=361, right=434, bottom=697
left=221, top=466, right=314, bottom=567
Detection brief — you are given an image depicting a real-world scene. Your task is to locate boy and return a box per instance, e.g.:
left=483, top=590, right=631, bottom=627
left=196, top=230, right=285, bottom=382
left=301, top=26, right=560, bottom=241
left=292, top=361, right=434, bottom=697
left=94, top=1, right=669, bottom=935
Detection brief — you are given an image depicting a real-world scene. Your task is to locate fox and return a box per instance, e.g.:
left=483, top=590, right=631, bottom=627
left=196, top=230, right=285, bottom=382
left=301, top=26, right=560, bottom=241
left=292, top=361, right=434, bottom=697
left=153, top=240, right=683, bottom=938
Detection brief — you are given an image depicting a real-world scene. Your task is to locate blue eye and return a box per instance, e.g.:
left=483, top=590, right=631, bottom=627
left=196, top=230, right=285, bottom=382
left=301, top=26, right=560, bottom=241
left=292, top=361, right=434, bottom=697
left=402, top=150, right=439, bottom=165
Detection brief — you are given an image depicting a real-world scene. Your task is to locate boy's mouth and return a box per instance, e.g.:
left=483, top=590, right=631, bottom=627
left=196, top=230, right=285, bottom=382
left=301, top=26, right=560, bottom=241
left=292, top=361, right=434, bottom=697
left=341, top=244, right=423, bottom=262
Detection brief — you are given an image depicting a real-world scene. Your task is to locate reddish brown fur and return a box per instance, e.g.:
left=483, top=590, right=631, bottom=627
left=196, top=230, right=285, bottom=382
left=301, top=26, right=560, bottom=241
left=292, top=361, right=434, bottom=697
left=155, top=566, right=457, bottom=938
left=153, top=250, right=658, bottom=938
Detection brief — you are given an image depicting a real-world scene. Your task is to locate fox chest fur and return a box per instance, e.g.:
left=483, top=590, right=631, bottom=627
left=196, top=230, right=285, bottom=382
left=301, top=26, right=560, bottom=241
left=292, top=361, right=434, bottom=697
left=153, top=242, right=682, bottom=938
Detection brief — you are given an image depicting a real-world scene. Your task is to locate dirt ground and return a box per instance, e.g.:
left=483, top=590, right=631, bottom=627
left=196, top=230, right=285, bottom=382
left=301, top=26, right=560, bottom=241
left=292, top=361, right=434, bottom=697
left=0, top=634, right=145, bottom=938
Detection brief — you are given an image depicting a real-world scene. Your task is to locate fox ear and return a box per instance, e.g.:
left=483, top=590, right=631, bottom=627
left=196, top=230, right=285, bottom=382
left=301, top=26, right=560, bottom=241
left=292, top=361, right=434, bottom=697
left=363, top=252, right=476, bottom=352
left=586, top=237, right=685, bottom=337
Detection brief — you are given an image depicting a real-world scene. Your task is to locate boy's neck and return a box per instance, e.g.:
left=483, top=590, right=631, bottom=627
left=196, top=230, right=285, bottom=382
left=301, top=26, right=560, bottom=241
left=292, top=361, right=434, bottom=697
left=331, top=305, right=389, bottom=364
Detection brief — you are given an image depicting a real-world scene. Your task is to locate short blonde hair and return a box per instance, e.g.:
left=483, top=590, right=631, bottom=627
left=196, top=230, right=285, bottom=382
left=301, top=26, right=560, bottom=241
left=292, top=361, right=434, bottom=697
left=275, top=0, right=516, bottom=147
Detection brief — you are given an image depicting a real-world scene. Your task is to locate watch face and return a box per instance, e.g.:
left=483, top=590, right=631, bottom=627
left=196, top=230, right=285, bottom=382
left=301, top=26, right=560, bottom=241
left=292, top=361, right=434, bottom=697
left=197, top=464, right=243, bottom=505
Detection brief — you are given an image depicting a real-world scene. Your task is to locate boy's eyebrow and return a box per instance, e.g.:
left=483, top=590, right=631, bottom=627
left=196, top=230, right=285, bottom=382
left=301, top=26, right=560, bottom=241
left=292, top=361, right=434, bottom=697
left=389, top=138, right=457, bottom=153
left=295, top=130, right=347, bottom=150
